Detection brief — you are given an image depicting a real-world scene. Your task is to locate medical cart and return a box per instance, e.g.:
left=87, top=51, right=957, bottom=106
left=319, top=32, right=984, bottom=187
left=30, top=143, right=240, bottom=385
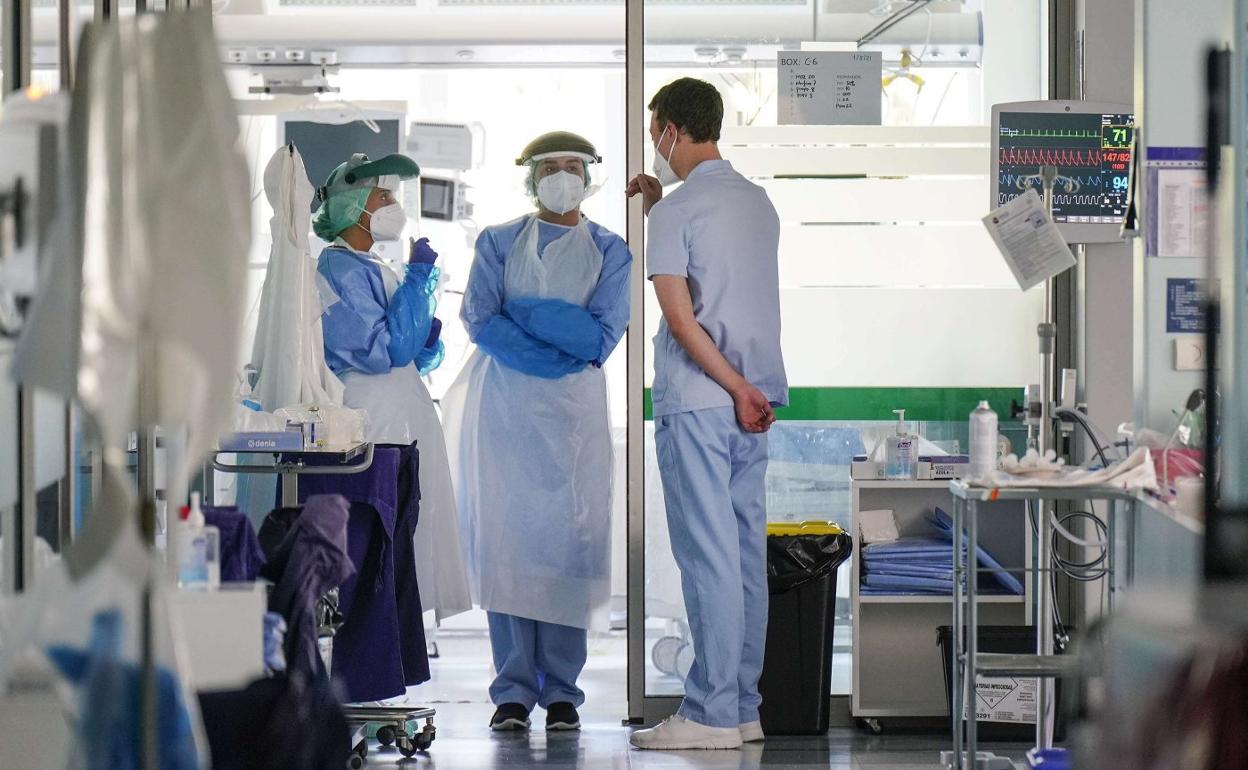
left=212, top=444, right=438, bottom=765
left=942, top=483, right=1139, bottom=770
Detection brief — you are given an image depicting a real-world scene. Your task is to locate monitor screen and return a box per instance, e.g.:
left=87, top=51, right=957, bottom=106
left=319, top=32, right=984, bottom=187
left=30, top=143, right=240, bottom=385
left=420, top=177, right=454, bottom=221
left=283, top=118, right=402, bottom=212
left=996, top=110, right=1134, bottom=227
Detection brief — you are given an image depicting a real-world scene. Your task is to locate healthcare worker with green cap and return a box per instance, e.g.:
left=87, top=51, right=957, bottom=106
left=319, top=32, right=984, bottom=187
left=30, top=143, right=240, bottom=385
left=312, top=153, right=472, bottom=625
left=442, top=132, right=632, bottom=733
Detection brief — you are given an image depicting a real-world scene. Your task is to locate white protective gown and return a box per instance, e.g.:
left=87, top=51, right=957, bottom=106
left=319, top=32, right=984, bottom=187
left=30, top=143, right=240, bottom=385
left=323, top=247, right=473, bottom=622
left=250, top=145, right=345, bottom=411
left=443, top=216, right=613, bottom=631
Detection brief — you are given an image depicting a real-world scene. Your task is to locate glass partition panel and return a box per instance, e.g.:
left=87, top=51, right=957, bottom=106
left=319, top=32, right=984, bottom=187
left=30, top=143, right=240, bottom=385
left=640, top=0, right=1045, bottom=700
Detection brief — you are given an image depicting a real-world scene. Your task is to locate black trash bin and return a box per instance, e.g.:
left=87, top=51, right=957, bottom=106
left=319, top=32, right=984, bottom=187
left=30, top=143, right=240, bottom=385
left=757, top=522, right=853, bottom=736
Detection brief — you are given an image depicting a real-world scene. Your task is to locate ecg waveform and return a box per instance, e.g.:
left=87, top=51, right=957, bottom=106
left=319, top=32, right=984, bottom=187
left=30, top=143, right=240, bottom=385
left=999, top=148, right=1103, bottom=166
left=999, top=172, right=1103, bottom=189
left=999, top=127, right=1101, bottom=140
left=1053, top=194, right=1105, bottom=207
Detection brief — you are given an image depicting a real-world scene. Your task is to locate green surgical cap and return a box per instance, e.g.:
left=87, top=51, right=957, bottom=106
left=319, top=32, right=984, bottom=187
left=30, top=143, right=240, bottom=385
left=312, top=153, right=421, bottom=241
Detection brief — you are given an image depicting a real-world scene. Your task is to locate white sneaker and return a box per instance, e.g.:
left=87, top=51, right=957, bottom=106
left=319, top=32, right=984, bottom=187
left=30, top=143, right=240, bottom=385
left=739, top=721, right=765, bottom=742
left=630, top=715, right=744, bottom=750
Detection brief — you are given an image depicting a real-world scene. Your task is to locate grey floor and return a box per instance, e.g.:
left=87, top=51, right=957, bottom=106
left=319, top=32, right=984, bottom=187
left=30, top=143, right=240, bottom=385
left=359, top=612, right=1030, bottom=769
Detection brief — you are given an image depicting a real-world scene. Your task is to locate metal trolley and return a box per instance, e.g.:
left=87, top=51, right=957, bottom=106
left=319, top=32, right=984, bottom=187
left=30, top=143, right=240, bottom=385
left=212, top=443, right=438, bottom=766
left=941, top=483, right=1137, bottom=770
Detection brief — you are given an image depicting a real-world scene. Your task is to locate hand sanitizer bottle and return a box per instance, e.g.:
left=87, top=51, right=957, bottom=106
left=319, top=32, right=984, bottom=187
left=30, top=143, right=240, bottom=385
left=885, top=409, right=917, bottom=480
left=178, top=492, right=220, bottom=590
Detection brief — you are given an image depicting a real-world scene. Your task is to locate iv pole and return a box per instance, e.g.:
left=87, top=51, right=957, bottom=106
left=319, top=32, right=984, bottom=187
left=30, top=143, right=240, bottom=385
left=1015, top=165, right=1080, bottom=752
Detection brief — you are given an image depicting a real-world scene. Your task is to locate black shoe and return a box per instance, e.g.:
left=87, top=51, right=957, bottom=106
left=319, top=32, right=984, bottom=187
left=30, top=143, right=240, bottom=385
left=490, top=703, right=531, bottom=731
left=545, top=702, right=581, bottom=731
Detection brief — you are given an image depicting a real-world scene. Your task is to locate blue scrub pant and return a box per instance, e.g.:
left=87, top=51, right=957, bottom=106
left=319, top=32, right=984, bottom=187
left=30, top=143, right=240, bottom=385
left=655, top=406, right=769, bottom=729
left=487, top=612, right=588, bottom=710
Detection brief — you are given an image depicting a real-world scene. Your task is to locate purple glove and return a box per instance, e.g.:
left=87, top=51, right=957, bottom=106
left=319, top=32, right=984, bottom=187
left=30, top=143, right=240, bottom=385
left=409, top=237, right=439, bottom=265
left=425, top=317, right=443, bottom=348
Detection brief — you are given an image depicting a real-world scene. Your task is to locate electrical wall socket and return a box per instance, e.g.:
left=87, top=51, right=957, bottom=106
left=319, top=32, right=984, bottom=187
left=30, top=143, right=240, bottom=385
left=1174, top=337, right=1207, bottom=371
left=284, top=49, right=307, bottom=63
left=255, top=48, right=278, bottom=64
left=226, top=48, right=247, bottom=64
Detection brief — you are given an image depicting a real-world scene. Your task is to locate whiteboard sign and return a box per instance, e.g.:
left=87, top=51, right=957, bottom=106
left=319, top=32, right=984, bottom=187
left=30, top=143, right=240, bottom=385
left=778, top=51, right=882, bottom=126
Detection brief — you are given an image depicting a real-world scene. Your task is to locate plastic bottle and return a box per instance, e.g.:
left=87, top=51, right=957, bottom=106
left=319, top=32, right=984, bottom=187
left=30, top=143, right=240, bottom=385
left=178, top=492, right=220, bottom=590
left=303, top=406, right=324, bottom=450
left=885, top=409, right=917, bottom=480
left=969, top=400, right=999, bottom=482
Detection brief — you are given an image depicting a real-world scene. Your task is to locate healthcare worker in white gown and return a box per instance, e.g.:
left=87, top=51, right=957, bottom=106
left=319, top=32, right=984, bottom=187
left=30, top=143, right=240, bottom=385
left=311, top=153, right=472, bottom=625
left=442, top=132, right=632, bottom=732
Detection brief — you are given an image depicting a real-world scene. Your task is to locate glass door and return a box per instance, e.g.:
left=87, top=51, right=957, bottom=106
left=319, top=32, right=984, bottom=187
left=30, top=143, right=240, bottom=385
left=627, top=0, right=1049, bottom=721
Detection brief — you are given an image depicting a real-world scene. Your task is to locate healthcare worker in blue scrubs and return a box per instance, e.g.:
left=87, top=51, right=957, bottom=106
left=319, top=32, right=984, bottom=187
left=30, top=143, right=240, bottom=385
left=312, top=153, right=472, bottom=634
left=442, top=132, right=632, bottom=733
left=628, top=79, right=788, bottom=751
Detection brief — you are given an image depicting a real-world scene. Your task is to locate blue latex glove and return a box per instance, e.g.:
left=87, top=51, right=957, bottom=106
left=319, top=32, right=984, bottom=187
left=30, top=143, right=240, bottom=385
left=417, top=338, right=446, bottom=375
left=504, top=298, right=603, bottom=363
left=387, top=263, right=441, bottom=370
left=425, top=316, right=443, bottom=349
left=476, top=315, right=587, bottom=379
left=409, top=237, right=439, bottom=265
left=46, top=610, right=201, bottom=770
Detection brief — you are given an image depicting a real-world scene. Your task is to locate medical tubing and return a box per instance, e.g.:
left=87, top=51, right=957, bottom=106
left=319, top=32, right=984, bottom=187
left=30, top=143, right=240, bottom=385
left=1055, top=408, right=1113, bottom=467
left=1027, top=500, right=1110, bottom=648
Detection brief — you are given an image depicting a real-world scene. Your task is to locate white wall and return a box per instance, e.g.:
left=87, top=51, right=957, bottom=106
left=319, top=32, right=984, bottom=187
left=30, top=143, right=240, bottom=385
left=1132, top=0, right=1224, bottom=431
left=1077, top=0, right=1135, bottom=447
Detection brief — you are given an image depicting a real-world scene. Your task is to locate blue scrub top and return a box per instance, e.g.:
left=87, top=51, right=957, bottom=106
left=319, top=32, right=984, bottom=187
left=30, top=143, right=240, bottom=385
left=646, top=160, right=789, bottom=417
left=462, top=217, right=632, bottom=366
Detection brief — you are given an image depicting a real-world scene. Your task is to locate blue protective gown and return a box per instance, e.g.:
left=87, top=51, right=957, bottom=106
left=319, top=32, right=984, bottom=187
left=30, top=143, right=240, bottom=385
left=317, top=246, right=444, bottom=378
left=314, top=243, right=474, bottom=623
left=461, top=219, right=631, bottom=370
left=445, top=215, right=632, bottom=631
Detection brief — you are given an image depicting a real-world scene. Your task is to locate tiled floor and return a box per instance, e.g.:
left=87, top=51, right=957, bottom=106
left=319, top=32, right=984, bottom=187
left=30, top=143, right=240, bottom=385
left=357, top=612, right=1029, bottom=769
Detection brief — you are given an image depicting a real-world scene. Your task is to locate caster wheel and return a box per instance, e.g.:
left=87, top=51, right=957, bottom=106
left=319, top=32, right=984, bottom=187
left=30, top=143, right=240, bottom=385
left=651, top=636, right=684, bottom=676
left=347, top=754, right=365, bottom=770
left=376, top=725, right=396, bottom=747
left=398, top=737, right=419, bottom=758
left=414, top=734, right=434, bottom=751
left=862, top=718, right=883, bottom=735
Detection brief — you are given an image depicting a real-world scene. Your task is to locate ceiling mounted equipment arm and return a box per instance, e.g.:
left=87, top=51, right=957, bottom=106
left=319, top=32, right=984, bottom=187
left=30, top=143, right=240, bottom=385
left=858, top=0, right=936, bottom=47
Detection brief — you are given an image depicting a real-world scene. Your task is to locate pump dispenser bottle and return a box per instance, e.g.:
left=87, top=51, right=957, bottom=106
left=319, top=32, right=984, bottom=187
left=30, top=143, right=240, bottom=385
left=178, top=492, right=220, bottom=590
left=885, top=409, right=917, bottom=480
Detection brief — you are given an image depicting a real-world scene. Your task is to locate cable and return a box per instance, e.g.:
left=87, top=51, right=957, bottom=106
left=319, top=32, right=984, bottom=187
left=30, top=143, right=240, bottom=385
left=1026, top=499, right=1109, bottom=651
left=1055, top=407, right=1113, bottom=467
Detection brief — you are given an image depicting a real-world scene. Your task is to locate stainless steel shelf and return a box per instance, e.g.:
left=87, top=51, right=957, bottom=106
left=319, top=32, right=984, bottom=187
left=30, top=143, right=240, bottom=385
left=974, top=653, right=1079, bottom=678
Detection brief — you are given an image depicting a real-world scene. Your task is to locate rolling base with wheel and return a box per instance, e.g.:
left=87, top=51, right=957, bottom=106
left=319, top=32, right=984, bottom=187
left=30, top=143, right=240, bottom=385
left=343, top=705, right=437, bottom=759
left=348, top=725, right=368, bottom=769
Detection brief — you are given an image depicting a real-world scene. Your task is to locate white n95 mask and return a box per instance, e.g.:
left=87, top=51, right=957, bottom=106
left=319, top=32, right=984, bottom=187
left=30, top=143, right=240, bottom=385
left=652, top=126, right=680, bottom=187
left=536, top=170, right=589, bottom=215
left=366, top=202, right=407, bottom=242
